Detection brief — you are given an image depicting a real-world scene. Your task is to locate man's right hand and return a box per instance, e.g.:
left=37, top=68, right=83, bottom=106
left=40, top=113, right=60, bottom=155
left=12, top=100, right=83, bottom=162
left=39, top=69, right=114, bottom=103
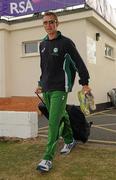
left=35, top=86, right=43, bottom=94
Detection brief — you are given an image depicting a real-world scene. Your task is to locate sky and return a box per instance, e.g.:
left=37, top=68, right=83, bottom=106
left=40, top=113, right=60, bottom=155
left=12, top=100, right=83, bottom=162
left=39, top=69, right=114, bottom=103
left=107, top=0, right=116, bottom=8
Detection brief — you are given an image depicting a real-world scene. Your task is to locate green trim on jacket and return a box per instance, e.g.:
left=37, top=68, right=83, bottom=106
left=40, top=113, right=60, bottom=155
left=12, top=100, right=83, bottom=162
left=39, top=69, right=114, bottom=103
left=63, top=53, right=78, bottom=92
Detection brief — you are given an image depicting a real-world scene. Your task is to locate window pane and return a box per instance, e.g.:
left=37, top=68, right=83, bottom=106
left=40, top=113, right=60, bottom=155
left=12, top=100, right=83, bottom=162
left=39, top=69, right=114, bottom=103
left=105, top=44, right=113, bottom=58
left=107, top=47, right=112, bottom=56
left=24, top=41, right=38, bottom=54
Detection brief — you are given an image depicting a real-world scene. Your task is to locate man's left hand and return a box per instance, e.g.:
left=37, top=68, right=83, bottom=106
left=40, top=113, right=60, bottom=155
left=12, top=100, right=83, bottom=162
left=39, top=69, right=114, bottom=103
left=82, top=85, right=91, bottom=94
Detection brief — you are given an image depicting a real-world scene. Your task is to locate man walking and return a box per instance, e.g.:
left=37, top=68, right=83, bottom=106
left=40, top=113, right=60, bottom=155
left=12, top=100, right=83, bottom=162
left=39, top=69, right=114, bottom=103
left=35, top=12, right=91, bottom=172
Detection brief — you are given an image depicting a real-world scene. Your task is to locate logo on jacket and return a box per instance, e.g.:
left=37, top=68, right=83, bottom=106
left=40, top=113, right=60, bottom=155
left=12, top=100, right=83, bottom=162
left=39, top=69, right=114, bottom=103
left=52, top=48, right=59, bottom=56
left=41, top=47, right=45, bottom=53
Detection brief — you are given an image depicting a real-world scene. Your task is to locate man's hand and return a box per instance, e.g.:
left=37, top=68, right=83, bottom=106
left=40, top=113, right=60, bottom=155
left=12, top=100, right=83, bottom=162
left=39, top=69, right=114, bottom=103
left=35, top=86, right=43, bottom=94
left=82, top=85, right=91, bottom=94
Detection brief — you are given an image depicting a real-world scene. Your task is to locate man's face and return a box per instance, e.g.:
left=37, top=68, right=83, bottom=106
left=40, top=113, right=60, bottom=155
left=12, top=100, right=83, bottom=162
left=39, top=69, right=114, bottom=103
left=43, top=15, right=58, bottom=34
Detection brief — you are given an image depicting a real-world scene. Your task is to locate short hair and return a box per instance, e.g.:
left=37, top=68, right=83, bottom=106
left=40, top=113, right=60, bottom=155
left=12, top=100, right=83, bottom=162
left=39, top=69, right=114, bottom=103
left=43, top=12, right=58, bottom=22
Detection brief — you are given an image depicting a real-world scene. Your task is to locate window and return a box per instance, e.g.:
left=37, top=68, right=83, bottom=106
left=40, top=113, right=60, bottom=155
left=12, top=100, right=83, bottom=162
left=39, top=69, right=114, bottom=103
left=22, top=40, right=40, bottom=57
left=105, top=44, right=114, bottom=59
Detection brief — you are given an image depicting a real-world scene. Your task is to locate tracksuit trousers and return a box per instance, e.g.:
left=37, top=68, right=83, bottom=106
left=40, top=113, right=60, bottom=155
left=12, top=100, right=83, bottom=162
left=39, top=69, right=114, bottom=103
left=43, top=91, right=73, bottom=160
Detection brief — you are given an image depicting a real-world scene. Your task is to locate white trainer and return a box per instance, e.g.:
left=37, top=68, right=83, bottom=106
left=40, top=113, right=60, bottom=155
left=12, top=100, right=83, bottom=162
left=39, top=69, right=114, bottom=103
left=36, top=159, right=52, bottom=172
left=60, top=139, right=77, bottom=155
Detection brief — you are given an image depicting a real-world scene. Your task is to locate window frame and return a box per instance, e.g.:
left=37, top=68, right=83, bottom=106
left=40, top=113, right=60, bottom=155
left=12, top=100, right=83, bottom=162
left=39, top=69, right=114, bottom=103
left=22, top=40, right=41, bottom=58
left=104, top=44, right=115, bottom=60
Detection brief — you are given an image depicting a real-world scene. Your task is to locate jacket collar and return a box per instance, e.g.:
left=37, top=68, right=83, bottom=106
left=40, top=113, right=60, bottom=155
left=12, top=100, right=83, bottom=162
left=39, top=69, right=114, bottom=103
left=43, top=31, right=61, bottom=41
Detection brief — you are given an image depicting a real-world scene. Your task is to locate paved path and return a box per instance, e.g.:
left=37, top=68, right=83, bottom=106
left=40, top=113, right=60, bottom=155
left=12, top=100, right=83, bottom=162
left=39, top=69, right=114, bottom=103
left=38, top=108, right=116, bottom=145
left=87, top=108, right=116, bottom=145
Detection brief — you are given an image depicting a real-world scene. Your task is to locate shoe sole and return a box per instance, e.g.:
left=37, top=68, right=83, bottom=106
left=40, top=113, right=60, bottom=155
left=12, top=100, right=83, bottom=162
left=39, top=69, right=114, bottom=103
left=60, top=143, right=77, bottom=155
left=36, top=165, right=52, bottom=172
left=60, top=150, right=71, bottom=155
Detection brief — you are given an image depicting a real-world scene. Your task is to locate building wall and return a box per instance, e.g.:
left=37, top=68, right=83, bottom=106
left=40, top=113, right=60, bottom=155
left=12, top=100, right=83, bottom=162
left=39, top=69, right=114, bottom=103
left=86, top=20, right=116, bottom=104
left=0, top=10, right=116, bottom=106
left=7, top=26, right=41, bottom=96
left=0, top=29, right=10, bottom=97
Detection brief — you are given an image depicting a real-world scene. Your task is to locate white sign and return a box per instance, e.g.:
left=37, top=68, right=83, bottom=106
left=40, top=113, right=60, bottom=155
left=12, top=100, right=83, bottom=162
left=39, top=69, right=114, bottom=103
left=87, top=36, right=96, bottom=64
left=10, top=0, right=34, bottom=14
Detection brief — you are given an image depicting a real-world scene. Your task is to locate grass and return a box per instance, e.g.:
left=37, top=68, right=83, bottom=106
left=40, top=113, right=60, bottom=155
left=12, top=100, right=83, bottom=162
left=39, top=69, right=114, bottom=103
left=0, top=137, right=116, bottom=180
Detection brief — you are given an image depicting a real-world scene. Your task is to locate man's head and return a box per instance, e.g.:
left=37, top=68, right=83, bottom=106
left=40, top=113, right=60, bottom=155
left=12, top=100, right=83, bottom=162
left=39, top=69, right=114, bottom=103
left=43, top=12, right=59, bottom=36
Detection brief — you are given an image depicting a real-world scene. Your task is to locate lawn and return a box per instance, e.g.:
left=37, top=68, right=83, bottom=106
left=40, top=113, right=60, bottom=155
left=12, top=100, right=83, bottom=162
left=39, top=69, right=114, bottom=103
left=0, top=137, right=116, bottom=180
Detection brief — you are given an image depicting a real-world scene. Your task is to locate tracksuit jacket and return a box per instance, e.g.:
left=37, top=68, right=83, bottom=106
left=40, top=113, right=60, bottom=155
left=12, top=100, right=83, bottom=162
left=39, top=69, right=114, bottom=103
left=39, top=31, right=90, bottom=92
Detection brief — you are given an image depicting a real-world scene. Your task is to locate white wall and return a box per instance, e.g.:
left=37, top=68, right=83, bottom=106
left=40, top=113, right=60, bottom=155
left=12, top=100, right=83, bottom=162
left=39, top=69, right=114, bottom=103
left=0, top=31, right=7, bottom=97
left=0, top=111, right=38, bottom=138
left=86, top=20, right=116, bottom=104
left=7, top=25, right=42, bottom=96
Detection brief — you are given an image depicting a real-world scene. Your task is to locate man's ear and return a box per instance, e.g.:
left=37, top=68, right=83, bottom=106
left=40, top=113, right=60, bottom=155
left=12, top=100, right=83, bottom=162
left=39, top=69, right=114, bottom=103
left=56, top=21, right=59, bottom=27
